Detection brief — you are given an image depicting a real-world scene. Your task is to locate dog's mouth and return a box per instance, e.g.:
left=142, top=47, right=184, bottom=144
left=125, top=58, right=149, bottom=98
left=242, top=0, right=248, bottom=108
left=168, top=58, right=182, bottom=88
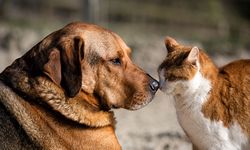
left=105, top=93, right=154, bottom=111
left=111, top=104, right=120, bottom=109
left=124, top=91, right=155, bottom=110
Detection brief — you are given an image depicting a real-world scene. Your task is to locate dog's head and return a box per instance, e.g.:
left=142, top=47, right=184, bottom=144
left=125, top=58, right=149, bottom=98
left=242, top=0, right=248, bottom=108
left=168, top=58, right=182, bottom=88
left=27, top=22, right=158, bottom=111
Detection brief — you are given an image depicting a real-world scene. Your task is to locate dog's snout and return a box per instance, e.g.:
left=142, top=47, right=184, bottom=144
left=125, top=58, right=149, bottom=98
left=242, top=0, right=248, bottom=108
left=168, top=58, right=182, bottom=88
left=150, top=80, right=159, bottom=92
left=147, top=74, right=159, bottom=93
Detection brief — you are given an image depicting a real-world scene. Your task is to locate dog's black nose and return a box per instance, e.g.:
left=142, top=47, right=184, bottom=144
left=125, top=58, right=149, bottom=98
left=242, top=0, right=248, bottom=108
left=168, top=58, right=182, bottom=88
left=150, top=80, right=159, bottom=92
left=147, top=74, right=159, bottom=93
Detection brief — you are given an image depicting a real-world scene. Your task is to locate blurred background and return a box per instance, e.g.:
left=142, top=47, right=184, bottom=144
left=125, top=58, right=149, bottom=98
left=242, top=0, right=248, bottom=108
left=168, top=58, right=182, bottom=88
left=0, top=0, right=249, bottom=149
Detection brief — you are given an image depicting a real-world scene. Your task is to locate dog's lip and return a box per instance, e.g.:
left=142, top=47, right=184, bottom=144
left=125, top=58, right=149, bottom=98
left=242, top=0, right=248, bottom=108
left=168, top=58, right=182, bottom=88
left=110, top=102, right=125, bottom=109
left=124, top=92, right=155, bottom=111
left=111, top=104, right=120, bottom=109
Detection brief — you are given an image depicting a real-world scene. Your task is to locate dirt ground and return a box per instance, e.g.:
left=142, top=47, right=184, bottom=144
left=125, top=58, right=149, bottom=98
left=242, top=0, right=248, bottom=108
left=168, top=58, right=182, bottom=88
left=0, top=24, right=249, bottom=150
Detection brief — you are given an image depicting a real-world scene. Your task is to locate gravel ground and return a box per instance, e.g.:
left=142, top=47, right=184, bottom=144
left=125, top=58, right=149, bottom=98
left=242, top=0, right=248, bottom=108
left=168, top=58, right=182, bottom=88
left=0, top=24, right=249, bottom=150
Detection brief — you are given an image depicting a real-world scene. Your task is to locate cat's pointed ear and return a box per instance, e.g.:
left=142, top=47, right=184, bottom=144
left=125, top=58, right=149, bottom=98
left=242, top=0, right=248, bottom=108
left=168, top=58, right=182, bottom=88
left=165, top=36, right=179, bottom=53
left=186, top=47, right=199, bottom=65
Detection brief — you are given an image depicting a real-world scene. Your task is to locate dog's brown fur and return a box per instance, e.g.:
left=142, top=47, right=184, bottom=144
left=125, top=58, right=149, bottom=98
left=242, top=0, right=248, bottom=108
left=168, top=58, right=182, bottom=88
left=0, top=22, right=158, bottom=149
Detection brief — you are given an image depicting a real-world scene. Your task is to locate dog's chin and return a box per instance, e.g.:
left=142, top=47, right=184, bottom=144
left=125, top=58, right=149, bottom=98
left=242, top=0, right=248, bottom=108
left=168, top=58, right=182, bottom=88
left=124, top=94, right=154, bottom=111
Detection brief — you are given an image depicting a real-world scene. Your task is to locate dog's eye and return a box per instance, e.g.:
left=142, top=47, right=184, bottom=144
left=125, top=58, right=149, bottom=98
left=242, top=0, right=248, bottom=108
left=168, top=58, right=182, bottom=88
left=111, top=58, right=121, bottom=65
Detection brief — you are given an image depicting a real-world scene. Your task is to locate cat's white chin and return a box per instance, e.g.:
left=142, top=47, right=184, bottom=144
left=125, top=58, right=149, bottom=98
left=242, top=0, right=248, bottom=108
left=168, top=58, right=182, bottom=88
left=160, top=80, right=179, bottom=95
left=160, top=83, right=171, bottom=94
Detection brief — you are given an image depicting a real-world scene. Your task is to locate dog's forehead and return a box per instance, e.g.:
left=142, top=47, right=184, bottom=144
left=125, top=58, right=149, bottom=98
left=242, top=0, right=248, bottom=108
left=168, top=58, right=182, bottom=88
left=53, top=23, right=130, bottom=58
left=83, top=30, right=129, bottom=58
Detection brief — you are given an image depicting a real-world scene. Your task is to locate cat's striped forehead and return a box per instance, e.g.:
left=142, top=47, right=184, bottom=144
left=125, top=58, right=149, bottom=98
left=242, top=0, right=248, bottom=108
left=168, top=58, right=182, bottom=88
left=158, top=46, right=198, bottom=81
left=159, top=46, right=192, bottom=69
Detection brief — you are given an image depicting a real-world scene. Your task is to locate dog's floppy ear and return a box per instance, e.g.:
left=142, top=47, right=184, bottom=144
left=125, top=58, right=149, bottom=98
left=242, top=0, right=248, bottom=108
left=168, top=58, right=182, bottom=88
left=43, top=37, right=84, bottom=97
left=43, top=48, right=62, bottom=86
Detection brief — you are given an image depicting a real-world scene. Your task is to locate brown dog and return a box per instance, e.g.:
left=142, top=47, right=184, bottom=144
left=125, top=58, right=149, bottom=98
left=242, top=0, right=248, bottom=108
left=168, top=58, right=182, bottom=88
left=0, top=22, right=159, bottom=149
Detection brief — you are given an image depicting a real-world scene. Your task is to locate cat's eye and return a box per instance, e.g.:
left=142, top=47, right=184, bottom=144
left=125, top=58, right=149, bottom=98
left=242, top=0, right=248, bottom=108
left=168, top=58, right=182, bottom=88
left=110, top=58, right=121, bottom=65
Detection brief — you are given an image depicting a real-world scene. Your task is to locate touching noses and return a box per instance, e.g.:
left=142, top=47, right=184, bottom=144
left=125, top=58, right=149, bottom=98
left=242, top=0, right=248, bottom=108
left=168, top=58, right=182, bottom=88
left=147, top=74, right=159, bottom=93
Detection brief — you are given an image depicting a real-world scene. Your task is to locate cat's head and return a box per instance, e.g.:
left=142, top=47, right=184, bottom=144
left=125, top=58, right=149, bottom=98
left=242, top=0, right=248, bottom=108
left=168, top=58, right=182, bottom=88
left=158, top=37, right=204, bottom=95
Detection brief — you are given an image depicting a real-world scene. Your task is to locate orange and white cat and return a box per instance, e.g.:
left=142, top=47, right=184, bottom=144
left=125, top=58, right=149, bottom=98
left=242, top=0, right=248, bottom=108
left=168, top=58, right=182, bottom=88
left=158, top=37, right=250, bottom=150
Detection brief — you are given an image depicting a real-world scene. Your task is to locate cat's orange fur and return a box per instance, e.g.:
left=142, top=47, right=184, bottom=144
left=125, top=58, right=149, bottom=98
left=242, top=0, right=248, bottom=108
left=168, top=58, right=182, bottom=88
left=158, top=37, right=250, bottom=149
left=202, top=59, right=250, bottom=133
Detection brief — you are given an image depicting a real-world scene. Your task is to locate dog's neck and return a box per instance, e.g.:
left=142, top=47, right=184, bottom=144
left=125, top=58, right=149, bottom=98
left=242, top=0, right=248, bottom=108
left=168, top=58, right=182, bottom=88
left=0, top=80, right=121, bottom=150
left=0, top=63, right=115, bottom=128
left=81, top=90, right=109, bottom=112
